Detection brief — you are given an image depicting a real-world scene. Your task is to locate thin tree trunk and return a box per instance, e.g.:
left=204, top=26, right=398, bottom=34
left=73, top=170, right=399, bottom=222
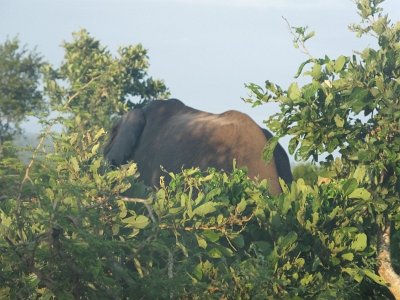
left=378, top=223, right=400, bottom=300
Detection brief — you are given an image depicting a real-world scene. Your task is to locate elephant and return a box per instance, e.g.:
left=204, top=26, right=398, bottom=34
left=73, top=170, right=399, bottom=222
left=104, top=99, right=292, bottom=195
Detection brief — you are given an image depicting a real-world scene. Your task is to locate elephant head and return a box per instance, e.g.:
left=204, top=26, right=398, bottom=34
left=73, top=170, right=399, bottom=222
left=104, top=98, right=292, bottom=195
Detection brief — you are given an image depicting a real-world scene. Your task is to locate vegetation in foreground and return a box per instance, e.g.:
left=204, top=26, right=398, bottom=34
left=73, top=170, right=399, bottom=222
left=1, top=0, right=399, bottom=298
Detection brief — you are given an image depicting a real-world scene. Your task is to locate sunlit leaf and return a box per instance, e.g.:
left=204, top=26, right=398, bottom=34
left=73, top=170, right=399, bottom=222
left=351, top=233, right=367, bottom=252
left=193, top=202, right=216, bottom=217
left=348, top=188, right=371, bottom=200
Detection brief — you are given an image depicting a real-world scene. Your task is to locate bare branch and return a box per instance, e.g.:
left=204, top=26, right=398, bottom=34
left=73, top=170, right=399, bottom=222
left=282, top=17, right=314, bottom=60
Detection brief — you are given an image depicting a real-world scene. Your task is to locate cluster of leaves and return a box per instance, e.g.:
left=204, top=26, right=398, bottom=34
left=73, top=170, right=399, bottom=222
left=246, top=0, right=399, bottom=239
left=43, top=29, right=169, bottom=131
left=0, top=124, right=138, bottom=298
left=245, top=0, right=400, bottom=297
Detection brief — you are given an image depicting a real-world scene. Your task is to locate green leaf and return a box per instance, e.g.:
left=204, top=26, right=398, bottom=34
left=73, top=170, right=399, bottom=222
left=112, top=224, right=120, bottom=235
left=373, top=199, right=388, bottom=213
left=94, top=128, right=105, bottom=141
left=288, top=138, right=299, bottom=155
left=208, top=247, right=222, bottom=258
left=205, top=188, right=221, bottom=201
left=91, top=143, right=100, bottom=155
left=353, top=165, right=366, bottom=183
left=328, top=206, right=340, bottom=221
left=203, top=230, right=220, bottom=243
left=351, top=233, right=367, bottom=252
left=334, top=55, right=347, bottom=72
left=263, top=137, right=279, bottom=162
left=70, top=157, right=79, bottom=173
left=126, top=163, right=137, bottom=176
left=342, top=178, right=358, bottom=196
left=196, top=235, right=207, bottom=249
left=45, top=188, right=55, bottom=200
left=350, top=88, right=369, bottom=113
left=295, top=59, right=312, bottom=78
left=348, top=188, right=371, bottom=200
left=281, top=193, right=293, bottom=215
left=193, top=202, right=216, bottom=217
left=300, top=273, right=313, bottom=286
left=364, top=269, right=386, bottom=286
left=303, top=31, right=315, bottom=42
left=288, top=82, right=301, bottom=100
left=341, top=252, right=354, bottom=261
left=193, top=263, right=203, bottom=280
left=236, top=199, right=247, bottom=213
left=325, top=93, right=334, bottom=106
left=334, top=114, right=345, bottom=128
left=123, top=215, right=150, bottom=229
left=217, top=214, right=224, bottom=225
left=310, top=63, right=322, bottom=79
left=117, top=200, right=127, bottom=218
left=280, top=231, right=298, bottom=250
left=342, top=267, right=363, bottom=283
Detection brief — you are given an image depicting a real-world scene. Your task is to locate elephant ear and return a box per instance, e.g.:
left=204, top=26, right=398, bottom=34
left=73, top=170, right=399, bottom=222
left=104, top=109, right=146, bottom=166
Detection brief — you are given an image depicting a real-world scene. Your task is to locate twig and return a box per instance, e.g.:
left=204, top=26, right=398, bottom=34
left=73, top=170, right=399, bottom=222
left=64, top=76, right=100, bottom=108
left=158, top=213, right=254, bottom=233
left=282, top=17, right=314, bottom=60
left=225, top=235, right=237, bottom=252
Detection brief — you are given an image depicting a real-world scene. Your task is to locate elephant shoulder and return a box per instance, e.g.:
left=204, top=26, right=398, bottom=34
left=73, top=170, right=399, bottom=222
left=219, top=110, right=265, bottom=134
left=220, top=110, right=254, bottom=122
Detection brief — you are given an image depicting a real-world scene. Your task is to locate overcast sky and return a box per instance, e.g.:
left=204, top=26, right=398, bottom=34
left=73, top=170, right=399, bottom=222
left=1, top=0, right=400, bottom=157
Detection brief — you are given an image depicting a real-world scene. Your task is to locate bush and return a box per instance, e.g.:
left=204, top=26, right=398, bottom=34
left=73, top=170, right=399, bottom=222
left=0, top=126, right=393, bottom=298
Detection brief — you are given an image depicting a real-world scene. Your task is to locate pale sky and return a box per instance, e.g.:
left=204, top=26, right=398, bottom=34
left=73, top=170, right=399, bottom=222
left=1, top=0, right=400, bottom=158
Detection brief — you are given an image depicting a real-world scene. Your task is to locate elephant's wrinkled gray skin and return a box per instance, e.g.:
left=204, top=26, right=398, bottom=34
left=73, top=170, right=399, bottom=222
left=104, top=99, right=292, bottom=195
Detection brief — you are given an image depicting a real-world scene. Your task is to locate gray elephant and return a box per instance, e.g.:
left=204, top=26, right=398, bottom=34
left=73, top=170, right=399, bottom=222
left=104, top=99, right=292, bottom=195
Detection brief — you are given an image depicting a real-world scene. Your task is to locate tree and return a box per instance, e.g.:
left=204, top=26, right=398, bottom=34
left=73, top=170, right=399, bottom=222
left=0, top=37, right=45, bottom=144
left=246, top=0, right=400, bottom=297
left=43, top=29, right=169, bottom=131
left=0, top=31, right=172, bottom=298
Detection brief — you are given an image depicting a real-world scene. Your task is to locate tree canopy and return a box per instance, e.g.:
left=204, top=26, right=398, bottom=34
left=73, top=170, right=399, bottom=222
left=0, top=37, right=44, bottom=144
left=247, top=0, right=400, bottom=296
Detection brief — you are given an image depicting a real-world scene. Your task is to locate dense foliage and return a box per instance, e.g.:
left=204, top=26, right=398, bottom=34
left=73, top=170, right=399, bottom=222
left=1, top=0, right=399, bottom=298
left=0, top=132, right=392, bottom=298
left=246, top=0, right=400, bottom=297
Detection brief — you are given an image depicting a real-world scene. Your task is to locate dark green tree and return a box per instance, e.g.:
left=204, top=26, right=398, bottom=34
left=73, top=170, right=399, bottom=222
left=292, top=163, right=320, bottom=185
left=0, top=37, right=45, bottom=144
left=44, top=29, right=169, bottom=131
left=246, top=0, right=400, bottom=297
